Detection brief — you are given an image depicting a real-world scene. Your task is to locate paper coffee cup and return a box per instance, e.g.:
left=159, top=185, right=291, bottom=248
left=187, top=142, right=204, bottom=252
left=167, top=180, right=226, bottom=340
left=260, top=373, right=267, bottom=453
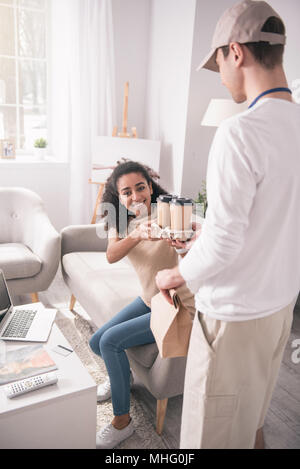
left=157, top=194, right=177, bottom=228
left=170, top=197, right=193, bottom=240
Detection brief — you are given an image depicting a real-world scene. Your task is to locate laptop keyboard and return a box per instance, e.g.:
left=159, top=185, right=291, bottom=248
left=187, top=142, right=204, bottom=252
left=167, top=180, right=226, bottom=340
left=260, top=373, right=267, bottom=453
left=2, top=309, right=37, bottom=338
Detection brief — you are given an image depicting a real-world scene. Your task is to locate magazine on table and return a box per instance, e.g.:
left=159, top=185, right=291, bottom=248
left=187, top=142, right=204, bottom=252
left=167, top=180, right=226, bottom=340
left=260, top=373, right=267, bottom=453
left=0, top=343, right=57, bottom=385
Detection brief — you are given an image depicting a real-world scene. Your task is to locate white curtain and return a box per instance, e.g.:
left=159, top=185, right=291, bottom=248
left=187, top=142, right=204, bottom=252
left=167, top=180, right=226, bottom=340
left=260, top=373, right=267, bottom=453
left=51, top=0, right=116, bottom=224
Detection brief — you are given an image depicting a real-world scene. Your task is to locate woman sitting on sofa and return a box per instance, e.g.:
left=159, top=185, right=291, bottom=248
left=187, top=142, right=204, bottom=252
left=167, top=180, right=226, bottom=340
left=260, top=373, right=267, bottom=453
left=89, top=160, right=195, bottom=449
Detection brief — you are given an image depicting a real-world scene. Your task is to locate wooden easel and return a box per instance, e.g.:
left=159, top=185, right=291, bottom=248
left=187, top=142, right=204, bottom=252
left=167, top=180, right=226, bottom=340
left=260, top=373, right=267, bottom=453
left=70, top=83, right=138, bottom=311
left=89, top=82, right=138, bottom=224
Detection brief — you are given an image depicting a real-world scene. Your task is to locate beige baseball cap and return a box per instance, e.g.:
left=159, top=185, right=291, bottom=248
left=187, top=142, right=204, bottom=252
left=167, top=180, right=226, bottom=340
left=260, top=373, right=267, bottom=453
left=197, top=0, right=286, bottom=72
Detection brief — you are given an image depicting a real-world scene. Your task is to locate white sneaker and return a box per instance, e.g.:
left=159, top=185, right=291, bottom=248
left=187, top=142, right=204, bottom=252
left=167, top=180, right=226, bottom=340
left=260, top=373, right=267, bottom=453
left=96, top=379, right=111, bottom=402
left=97, top=371, right=134, bottom=403
left=96, top=420, right=134, bottom=449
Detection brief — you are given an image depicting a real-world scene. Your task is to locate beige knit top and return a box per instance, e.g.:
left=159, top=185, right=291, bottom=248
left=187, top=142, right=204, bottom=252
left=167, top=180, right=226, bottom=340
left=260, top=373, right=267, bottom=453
left=127, top=239, right=195, bottom=317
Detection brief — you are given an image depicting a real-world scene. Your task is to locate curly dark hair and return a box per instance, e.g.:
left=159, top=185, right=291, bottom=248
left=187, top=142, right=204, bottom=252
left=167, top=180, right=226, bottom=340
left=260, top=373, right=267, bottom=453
left=99, top=160, right=168, bottom=235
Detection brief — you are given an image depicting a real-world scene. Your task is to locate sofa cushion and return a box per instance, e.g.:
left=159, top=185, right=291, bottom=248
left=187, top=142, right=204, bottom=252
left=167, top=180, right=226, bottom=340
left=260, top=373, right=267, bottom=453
left=0, top=243, right=42, bottom=280
left=63, top=250, right=136, bottom=276
left=126, top=343, right=158, bottom=369
left=62, top=251, right=143, bottom=326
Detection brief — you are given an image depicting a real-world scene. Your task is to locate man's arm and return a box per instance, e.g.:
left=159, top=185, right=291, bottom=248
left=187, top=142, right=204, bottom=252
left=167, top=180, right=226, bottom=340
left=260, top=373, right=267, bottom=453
left=179, top=121, right=258, bottom=284
left=156, top=121, right=259, bottom=300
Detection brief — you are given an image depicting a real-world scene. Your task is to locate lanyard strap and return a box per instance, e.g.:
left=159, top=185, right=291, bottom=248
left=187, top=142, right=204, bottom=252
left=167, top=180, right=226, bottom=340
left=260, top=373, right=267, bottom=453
left=248, top=87, right=292, bottom=109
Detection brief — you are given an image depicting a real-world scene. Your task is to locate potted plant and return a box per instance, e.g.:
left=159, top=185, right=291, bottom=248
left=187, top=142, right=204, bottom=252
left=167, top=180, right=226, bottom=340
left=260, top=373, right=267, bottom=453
left=194, top=180, right=208, bottom=218
left=33, top=138, right=47, bottom=160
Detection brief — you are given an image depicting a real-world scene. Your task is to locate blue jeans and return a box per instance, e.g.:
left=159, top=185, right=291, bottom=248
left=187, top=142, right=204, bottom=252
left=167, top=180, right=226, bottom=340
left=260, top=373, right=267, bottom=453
left=89, top=297, right=155, bottom=416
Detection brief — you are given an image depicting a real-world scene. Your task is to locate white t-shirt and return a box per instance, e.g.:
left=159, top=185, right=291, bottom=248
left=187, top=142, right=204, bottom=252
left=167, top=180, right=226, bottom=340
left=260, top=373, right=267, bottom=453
left=179, top=98, right=300, bottom=321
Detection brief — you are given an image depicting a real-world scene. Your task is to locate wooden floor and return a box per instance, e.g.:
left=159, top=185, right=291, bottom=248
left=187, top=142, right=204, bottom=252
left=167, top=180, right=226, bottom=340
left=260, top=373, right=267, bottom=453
left=16, top=270, right=300, bottom=449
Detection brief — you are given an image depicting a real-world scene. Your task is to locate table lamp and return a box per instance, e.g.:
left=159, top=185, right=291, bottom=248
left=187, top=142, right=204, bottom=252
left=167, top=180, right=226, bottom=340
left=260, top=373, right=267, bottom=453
left=201, top=98, right=247, bottom=127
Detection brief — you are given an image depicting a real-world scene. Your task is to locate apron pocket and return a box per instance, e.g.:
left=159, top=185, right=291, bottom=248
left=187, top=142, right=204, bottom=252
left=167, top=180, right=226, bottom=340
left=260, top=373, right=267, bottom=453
left=201, top=394, right=237, bottom=449
left=197, top=311, right=223, bottom=355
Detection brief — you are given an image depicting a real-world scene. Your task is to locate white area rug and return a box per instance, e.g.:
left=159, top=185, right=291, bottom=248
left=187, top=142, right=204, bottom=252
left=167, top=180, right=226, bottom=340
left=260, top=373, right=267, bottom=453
left=54, top=306, right=166, bottom=450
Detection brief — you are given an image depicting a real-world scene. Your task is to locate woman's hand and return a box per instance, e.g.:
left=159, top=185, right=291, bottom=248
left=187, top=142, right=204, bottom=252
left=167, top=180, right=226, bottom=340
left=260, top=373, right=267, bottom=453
left=164, top=238, right=187, bottom=249
left=129, top=221, right=162, bottom=242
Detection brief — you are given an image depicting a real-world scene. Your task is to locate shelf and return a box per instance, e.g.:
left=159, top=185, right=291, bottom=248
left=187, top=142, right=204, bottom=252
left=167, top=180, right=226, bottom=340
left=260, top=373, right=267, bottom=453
left=0, top=158, right=68, bottom=168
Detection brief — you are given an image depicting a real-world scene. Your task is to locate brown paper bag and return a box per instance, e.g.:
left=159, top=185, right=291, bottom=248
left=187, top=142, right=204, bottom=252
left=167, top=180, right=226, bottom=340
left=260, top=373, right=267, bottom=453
left=150, top=288, right=193, bottom=358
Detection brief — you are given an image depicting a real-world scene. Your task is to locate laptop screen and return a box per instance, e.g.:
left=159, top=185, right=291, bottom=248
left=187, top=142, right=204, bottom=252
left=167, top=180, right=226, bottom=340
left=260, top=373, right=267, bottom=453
left=0, top=272, right=12, bottom=325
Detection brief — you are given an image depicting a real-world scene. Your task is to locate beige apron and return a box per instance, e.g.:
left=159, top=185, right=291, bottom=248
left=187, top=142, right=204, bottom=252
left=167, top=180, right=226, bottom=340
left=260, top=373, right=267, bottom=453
left=180, top=301, right=294, bottom=449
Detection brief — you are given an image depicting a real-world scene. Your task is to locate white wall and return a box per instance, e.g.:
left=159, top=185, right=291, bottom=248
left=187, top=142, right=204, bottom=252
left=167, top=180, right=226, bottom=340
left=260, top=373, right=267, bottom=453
left=111, top=0, right=151, bottom=138
left=181, top=0, right=235, bottom=198
left=0, top=161, right=69, bottom=231
left=181, top=0, right=300, bottom=199
left=144, top=0, right=196, bottom=194
left=268, top=0, right=300, bottom=84
left=143, top=0, right=300, bottom=199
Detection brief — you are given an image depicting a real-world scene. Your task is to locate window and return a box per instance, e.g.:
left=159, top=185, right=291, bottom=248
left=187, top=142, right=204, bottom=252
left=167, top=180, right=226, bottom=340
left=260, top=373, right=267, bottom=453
left=0, top=0, right=48, bottom=153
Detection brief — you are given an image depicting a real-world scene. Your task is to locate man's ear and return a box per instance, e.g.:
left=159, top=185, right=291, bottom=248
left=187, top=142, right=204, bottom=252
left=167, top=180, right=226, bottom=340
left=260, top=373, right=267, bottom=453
left=230, top=42, right=244, bottom=68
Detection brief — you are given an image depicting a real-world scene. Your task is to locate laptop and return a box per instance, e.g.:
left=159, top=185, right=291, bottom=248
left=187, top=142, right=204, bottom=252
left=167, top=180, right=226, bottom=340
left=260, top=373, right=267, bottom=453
left=0, top=270, right=56, bottom=342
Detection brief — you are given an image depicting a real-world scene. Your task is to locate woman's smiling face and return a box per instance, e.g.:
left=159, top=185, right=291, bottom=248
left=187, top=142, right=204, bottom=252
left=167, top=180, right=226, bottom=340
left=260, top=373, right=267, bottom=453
left=117, top=172, right=153, bottom=215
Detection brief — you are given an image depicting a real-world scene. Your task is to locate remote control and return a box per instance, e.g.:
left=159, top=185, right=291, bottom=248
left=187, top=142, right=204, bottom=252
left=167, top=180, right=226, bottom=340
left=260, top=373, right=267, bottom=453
left=4, top=372, right=58, bottom=399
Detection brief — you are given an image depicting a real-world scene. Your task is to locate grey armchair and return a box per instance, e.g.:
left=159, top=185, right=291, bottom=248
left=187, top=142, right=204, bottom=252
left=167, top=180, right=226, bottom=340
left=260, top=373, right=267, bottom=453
left=0, top=187, right=61, bottom=301
left=61, top=223, right=187, bottom=434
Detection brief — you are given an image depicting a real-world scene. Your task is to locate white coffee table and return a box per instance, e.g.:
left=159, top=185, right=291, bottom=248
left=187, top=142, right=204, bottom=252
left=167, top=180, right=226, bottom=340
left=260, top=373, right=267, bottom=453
left=0, top=322, right=97, bottom=449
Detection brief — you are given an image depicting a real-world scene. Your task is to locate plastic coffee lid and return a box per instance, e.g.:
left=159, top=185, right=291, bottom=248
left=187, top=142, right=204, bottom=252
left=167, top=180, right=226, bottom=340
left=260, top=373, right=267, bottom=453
left=170, top=197, right=193, bottom=205
left=157, top=194, right=178, bottom=203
